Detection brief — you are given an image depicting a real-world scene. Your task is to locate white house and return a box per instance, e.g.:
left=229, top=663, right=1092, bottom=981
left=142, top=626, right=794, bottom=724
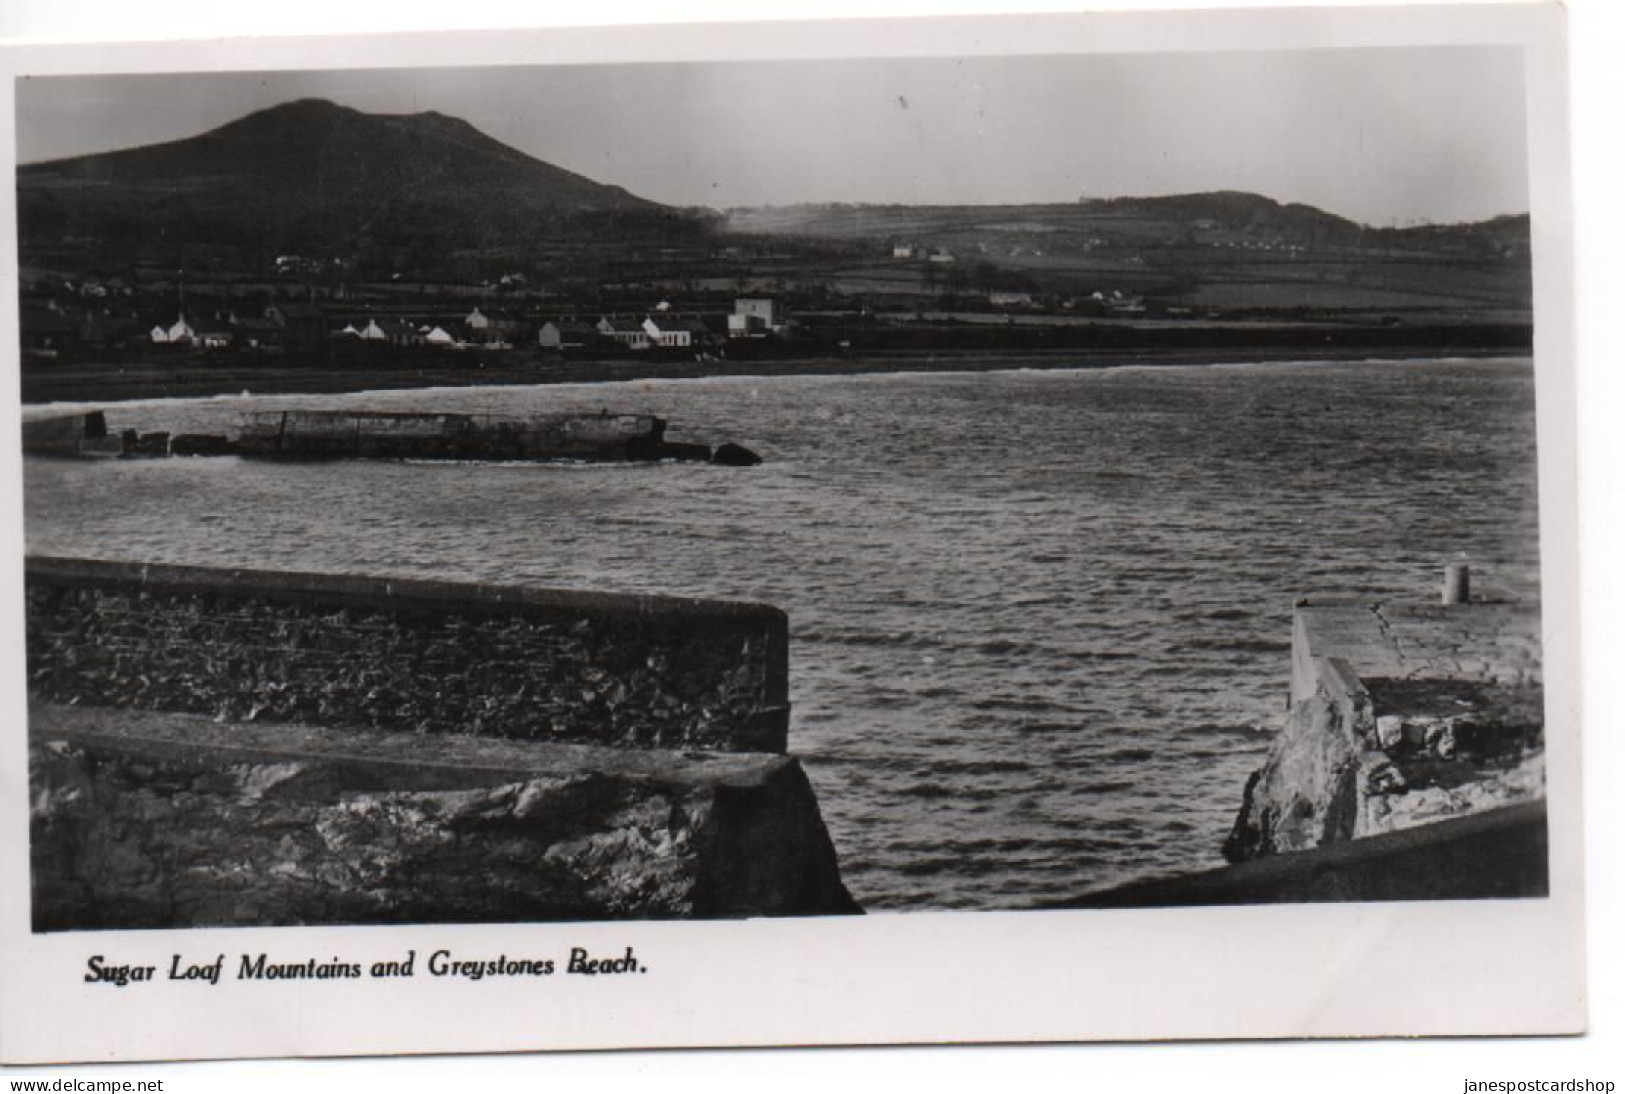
left=165, top=315, right=196, bottom=344
left=728, top=297, right=784, bottom=338
left=642, top=315, right=698, bottom=349
left=596, top=317, right=651, bottom=350
left=735, top=297, right=778, bottom=326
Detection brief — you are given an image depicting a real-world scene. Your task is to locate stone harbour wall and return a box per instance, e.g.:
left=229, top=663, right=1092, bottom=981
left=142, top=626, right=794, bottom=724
left=25, top=556, right=861, bottom=928
left=26, top=556, right=790, bottom=753
left=1224, top=591, right=1546, bottom=878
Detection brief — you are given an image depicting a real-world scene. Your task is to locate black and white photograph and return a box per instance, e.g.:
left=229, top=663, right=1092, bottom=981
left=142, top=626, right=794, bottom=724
left=0, top=1, right=1591, bottom=1064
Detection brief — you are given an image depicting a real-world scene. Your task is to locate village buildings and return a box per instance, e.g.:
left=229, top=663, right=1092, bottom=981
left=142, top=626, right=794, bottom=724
left=538, top=320, right=600, bottom=351
left=22, top=269, right=802, bottom=366
left=596, top=316, right=652, bottom=350
left=728, top=297, right=785, bottom=338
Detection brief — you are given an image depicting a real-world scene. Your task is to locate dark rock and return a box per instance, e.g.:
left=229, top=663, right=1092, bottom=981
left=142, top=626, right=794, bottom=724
left=655, top=441, right=713, bottom=462
left=169, top=433, right=234, bottom=456
left=121, top=431, right=171, bottom=458
left=1221, top=769, right=1265, bottom=863
left=710, top=443, right=762, bottom=467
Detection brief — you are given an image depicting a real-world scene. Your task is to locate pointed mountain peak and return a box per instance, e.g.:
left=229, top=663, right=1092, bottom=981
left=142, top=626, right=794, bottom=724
left=17, top=97, right=671, bottom=259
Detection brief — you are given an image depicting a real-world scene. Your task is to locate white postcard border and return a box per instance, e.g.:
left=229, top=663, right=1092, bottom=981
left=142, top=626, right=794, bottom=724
left=0, top=3, right=1583, bottom=1064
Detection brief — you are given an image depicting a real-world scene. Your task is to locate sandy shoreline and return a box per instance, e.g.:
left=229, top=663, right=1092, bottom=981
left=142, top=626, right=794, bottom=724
left=20, top=342, right=1528, bottom=406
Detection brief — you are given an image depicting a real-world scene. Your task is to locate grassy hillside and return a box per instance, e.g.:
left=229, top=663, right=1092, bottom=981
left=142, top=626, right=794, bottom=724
left=721, top=194, right=1530, bottom=319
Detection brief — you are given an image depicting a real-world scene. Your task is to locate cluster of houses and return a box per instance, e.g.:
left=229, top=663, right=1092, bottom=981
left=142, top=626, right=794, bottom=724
left=892, top=243, right=957, bottom=263
left=543, top=298, right=789, bottom=353
left=1085, top=289, right=1147, bottom=314
left=145, top=303, right=531, bottom=351
left=20, top=294, right=794, bottom=361
left=144, top=299, right=792, bottom=354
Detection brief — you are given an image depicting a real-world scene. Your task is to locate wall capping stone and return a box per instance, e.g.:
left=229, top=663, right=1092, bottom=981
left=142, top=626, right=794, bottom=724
left=26, top=554, right=790, bottom=753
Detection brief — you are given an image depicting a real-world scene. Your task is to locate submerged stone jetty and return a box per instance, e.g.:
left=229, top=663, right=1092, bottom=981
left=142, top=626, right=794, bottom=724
left=21, top=407, right=760, bottom=465
left=19, top=410, right=121, bottom=457
left=26, top=557, right=858, bottom=929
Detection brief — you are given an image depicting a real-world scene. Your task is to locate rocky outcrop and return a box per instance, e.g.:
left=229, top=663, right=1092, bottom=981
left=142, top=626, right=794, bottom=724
left=710, top=443, right=763, bottom=467
left=31, top=704, right=858, bottom=930
left=1222, top=665, right=1365, bottom=861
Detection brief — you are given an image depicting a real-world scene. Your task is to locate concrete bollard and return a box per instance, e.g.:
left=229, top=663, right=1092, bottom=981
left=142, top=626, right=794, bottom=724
left=1442, top=562, right=1471, bottom=606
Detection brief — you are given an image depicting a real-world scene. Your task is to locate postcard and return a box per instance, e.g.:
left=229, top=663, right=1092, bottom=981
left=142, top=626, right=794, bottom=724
left=0, top=2, right=1584, bottom=1064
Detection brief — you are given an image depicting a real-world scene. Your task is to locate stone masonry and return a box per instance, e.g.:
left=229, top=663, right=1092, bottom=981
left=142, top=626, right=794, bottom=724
left=1224, top=591, right=1545, bottom=867
left=26, top=557, right=789, bottom=753
left=26, top=556, right=858, bottom=928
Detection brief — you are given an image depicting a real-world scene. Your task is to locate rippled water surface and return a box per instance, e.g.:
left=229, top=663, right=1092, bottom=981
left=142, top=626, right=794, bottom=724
left=23, top=358, right=1542, bottom=910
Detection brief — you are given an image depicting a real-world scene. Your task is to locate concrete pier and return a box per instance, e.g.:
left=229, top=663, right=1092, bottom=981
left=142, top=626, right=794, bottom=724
left=1225, top=568, right=1544, bottom=877
left=1069, top=567, right=1547, bottom=907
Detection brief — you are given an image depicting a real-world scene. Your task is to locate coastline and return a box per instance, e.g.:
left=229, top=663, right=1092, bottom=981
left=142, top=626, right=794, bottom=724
left=20, top=340, right=1530, bottom=406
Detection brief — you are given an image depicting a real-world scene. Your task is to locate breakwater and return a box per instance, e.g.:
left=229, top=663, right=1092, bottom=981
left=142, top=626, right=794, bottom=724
left=1224, top=569, right=1544, bottom=866
left=22, top=407, right=760, bottom=465
left=26, top=556, right=857, bottom=929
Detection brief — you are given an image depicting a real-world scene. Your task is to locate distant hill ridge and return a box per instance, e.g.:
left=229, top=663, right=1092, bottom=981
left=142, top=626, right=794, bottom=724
left=722, top=189, right=1528, bottom=265
left=1087, top=190, right=1360, bottom=232
left=727, top=190, right=1525, bottom=238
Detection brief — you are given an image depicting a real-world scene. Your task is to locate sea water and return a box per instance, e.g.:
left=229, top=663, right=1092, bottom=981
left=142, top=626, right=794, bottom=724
left=22, top=357, right=1542, bottom=910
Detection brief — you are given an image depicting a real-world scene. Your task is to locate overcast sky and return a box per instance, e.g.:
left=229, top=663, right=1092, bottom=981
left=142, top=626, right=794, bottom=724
left=14, top=48, right=1528, bottom=226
